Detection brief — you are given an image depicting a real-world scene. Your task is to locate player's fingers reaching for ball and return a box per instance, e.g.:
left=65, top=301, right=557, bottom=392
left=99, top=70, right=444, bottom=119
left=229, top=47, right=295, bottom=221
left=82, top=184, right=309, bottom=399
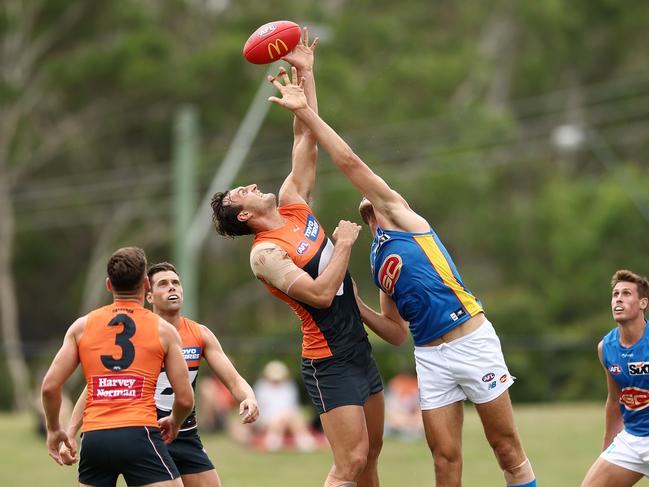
left=267, top=75, right=285, bottom=91
left=280, top=68, right=291, bottom=85
left=286, top=66, right=301, bottom=85
left=268, top=66, right=287, bottom=84
left=300, top=26, right=318, bottom=52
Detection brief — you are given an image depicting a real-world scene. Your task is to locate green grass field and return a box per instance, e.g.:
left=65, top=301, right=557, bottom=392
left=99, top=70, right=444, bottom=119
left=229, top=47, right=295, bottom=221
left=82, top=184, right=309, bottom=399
left=2, top=404, right=648, bottom=486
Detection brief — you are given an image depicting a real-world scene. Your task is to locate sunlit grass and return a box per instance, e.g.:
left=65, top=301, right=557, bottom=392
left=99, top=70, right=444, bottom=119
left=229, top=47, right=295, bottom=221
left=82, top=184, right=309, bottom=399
left=2, top=404, right=648, bottom=486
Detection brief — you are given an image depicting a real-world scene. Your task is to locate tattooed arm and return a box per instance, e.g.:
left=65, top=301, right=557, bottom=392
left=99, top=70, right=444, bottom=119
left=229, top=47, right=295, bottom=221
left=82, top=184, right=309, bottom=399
left=250, top=221, right=360, bottom=308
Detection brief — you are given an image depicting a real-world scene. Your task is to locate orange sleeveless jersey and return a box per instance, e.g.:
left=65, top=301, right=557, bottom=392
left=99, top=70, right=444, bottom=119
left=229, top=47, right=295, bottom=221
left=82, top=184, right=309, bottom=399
left=253, top=203, right=367, bottom=360
left=79, top=301, right=164, bottom=432
left=154, top=317, right=203, bottom=430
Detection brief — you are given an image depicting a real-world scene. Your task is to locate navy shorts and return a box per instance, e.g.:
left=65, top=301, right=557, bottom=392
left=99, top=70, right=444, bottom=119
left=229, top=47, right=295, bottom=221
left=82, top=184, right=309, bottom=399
left=167, top=428, right=214, bottom=475
left=301, top=339, right=383, bottom=414
left=78, top=426, right=179, bottom=487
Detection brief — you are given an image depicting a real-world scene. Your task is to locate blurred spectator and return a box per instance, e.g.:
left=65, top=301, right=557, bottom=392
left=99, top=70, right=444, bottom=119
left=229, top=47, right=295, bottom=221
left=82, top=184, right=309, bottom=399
left=385, top=370, right=423, bottom=441
left=198, top=373, right=237, bottom=433
left=253, top=360, right=317, bottom=452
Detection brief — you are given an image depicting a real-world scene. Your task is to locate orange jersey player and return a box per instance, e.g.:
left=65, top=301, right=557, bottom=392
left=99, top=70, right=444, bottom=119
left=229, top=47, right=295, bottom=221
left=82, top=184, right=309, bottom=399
left=41, top=247, right=193, bottom=487
left=61, top=261, right=259, bottom=487
left=211, top=27, right=406, bottom=487
left=146, top=262, right=258, bottom=487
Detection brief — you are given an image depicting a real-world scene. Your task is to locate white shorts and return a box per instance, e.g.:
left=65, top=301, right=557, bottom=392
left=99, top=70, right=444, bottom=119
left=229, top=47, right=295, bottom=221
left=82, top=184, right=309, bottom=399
left=601, top=429, right=649, bottom=477
left=414, top=319, right=514, bottom=410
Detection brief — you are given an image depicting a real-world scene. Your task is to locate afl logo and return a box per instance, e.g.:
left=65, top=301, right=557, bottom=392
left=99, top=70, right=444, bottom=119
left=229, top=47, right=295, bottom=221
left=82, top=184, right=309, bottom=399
left=482, top=373, right=495, bottom=383
left=257, top=23, right=277, bottom=37
left=378, top=254, right=403, bottom=296
left=296, top=241, right=310, bottom=255
left=609, top=364, right=622, bottom=375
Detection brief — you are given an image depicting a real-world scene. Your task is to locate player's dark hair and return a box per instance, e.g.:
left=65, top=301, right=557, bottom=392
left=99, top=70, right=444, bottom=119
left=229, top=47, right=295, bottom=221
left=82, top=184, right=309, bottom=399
left=211, top=191, right=254, bottom=237
left=611, top=269, right=649, bottom=300
left=107, top=247, right=147, bottom=292
left=147, top=262, right=178, bottom=286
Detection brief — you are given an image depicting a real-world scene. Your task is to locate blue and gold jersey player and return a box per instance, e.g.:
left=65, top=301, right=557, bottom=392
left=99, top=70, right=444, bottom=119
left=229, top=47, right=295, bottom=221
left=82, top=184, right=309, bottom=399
left=582, top=269, right=649, bottom=487
left=266, top=67, right=537, bottom=487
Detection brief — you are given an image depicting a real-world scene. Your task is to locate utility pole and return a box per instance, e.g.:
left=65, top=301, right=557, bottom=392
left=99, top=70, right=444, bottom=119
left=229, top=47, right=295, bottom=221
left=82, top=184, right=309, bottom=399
left=186, top=64, right=280, bottom=254
left=172, top=64, right=279, bottom=319
left=172, top=105, right=199, bottom=316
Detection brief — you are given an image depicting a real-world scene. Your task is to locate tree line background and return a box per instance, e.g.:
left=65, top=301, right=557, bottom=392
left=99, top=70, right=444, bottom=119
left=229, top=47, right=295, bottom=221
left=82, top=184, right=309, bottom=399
left=1, top=0, right=648, bottom=409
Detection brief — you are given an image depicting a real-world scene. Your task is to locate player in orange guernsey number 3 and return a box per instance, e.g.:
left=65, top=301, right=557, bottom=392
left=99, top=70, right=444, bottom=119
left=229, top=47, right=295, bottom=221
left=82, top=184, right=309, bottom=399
left=59, top=261, right=259, bottom=487
left=41, top=247, right=194, bottom=487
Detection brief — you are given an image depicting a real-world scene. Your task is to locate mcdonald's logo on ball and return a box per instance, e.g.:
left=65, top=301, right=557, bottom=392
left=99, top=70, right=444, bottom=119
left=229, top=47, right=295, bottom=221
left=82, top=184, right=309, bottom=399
left=243, top=20, right=301, bottom=65
left=267, top=38, right=289, bottom=60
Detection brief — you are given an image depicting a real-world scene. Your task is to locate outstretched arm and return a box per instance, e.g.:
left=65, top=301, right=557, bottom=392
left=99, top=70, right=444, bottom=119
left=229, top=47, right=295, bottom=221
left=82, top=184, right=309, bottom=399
left=200, top=325, right=259, bottom=423
left=269, top=68, right=428, bottom=232
left=278, top=27, right=320, bottom=206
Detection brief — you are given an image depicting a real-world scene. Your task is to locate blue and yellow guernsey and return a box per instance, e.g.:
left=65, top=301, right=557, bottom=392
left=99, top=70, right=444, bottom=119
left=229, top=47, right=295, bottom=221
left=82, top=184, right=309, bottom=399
left=602, top=322, right=649, bottom=437
left=370, top=226, right=483, bottom=346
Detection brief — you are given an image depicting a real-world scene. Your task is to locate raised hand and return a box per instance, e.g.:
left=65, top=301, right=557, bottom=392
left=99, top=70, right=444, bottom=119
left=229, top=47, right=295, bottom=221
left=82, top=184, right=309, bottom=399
left=282, top=26, right=319, bottom=72
left=332, top=220, right=362, bottom=247
left=267, top=66, right=308, bottom=111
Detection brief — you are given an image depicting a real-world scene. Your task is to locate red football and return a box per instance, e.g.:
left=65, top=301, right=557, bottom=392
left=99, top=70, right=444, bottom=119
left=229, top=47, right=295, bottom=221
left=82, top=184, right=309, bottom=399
left=243, top=20, right=301, bottom=65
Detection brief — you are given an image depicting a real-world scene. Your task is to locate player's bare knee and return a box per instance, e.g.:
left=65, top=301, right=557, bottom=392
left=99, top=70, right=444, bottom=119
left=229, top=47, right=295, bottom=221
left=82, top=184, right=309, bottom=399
left=336, top=449, right=368, bottom=479
left=431, top=448, right=462, bottom=473
left=489, top=434, right=523, bottom=470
